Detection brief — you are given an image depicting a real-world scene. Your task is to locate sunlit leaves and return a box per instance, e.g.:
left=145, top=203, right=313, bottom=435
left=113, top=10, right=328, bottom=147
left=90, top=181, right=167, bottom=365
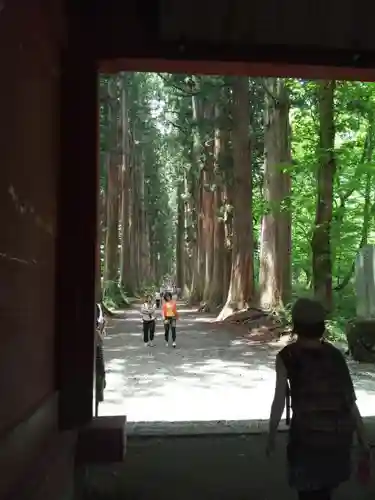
left=101, top=72, right=375, bottom=302
left=291, top=79, right=375, bottom=290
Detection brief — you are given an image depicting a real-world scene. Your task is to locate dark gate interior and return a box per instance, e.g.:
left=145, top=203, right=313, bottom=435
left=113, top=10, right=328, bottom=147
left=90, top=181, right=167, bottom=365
left=1, top=1, right=374, bottom=498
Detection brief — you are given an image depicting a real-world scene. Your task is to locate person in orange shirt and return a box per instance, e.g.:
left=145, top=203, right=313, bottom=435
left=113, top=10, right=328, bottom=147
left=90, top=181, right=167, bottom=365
left=162, top=292, right=178, bottom=348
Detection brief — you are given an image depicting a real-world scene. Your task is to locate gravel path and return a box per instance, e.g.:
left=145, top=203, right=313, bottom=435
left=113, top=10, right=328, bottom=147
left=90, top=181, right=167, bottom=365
left=99, top=305, right=375, bottom=433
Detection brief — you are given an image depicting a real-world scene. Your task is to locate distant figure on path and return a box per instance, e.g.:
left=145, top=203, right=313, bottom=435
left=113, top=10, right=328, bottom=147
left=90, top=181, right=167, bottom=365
left=95, top=302, right=106, bottom=416
left=96, top=302, right=106, bottom=339
left=266, top=298, right=369, bottom=500
left=162, top=291, right=178, bottom=348
left=155, top=289, right=161, bottom=308
left=141, top=295, right=156, bottom=347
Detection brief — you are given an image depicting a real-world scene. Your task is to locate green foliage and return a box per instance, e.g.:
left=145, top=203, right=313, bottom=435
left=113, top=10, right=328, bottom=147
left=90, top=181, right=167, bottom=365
left=99, top=72, right=176, bottom=293
left=290, top=81, right=375, bottom=288
left=159, top=77, right=375, bottom=339
left=131, top=73, right=176, bottom=278
left=100, top=72, right=375, bottom=339
left=102, top=280, right=130, bottom=309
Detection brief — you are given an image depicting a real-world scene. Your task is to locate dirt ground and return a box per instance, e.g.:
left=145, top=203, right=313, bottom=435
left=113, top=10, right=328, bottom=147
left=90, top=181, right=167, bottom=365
left=100, top=305, right=375, bottom=423
left=82, top=305, right=375, bottom=499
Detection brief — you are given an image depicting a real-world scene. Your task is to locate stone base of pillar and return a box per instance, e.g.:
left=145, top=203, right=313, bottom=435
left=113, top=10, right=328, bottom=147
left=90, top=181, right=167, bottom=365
left=346, top=319, right=375, bottom=362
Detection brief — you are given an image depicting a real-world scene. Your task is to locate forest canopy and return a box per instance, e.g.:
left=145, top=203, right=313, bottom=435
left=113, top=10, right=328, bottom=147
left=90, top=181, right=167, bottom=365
left=99, top=73, right=375, bottom=338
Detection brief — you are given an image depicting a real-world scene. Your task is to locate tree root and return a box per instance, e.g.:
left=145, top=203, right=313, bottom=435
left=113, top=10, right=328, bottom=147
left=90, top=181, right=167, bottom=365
left=346, top=320, right=375, bottom=363
left=216, top=305, right=289, bottom=341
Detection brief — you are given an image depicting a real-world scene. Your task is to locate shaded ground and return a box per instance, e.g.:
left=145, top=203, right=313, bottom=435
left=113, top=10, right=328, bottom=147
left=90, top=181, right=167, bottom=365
left=99, top=304, right=375, bottom=429
left=82, top=306, right=375, bottom=499
left=79, top=434, right=375, bottom=500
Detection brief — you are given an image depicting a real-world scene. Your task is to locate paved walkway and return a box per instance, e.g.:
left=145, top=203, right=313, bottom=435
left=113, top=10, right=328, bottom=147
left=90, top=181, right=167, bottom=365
left=99, top=305, right=375, bottom=433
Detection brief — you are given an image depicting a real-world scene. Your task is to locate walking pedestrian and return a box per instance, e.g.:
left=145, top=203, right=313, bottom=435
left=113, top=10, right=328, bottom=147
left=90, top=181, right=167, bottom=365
left=266, top=297, right=369, bottom=500
left=162, top=291, right=178, bottom=348
left=141, top=295, right=156, bottom=347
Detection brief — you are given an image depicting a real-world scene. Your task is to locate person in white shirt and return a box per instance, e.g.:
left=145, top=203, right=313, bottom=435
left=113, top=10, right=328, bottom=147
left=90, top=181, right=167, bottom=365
left=95, top=303, right=106, bottom=341
left=141, top=295, right=156, bottom=346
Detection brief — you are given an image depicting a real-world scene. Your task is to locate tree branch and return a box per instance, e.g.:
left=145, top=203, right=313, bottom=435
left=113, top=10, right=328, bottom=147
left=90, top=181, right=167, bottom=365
left=338, top=129, right=370, bottom=206
left=164, top=118, right=188, bottom=134
left=335, top=121, right=375, bottom=292
left=157, top=73, right=200, bottom=97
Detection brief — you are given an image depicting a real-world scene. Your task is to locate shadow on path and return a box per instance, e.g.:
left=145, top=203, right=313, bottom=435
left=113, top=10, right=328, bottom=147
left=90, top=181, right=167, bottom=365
left=80, top=434, right=375, bottom=500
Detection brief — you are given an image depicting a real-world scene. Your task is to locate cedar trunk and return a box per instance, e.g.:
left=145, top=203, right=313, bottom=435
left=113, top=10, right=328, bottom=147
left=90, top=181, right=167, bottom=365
left=103, top=76, right=120, bottom=295
left=176, top=179, right=185, bottom=291
left=119, top=73, right=132, bottom=293
left=259, top=78, right=292, bottom=310
left=208, top=105, right=226, bottom=308
left=311, top=80, right=336, bottom=311
left=218, top=77, right=254, bottom=319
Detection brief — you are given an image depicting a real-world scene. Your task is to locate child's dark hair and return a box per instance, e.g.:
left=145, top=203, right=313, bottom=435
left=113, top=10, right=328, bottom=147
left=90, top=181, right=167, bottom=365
left=293, top=321, right=325, bottom=339
left=291, top=297, right=326, bottom=339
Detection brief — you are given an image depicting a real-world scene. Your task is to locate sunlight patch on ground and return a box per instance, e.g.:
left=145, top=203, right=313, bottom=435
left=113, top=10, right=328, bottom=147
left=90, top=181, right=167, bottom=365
left=355, top=391, right=375, bottom=417
left=99, top=314, right=375, bottom=424
left=100, top=357, right=375, bottom=422
left=192, top=316, right=216, bottom=323
left=102, top=354, right=279, bottom=421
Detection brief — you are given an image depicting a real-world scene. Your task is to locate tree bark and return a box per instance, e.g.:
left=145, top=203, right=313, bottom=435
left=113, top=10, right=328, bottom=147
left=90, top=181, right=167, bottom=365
left=185, top=166, right=195, bottom=296
left=103, top=76, right=120, bottom=296
left=138, top=149, right=150, bottom=282
left=190, top=89, right=205, bottom=303
left=202, top=104, right=216, bottom=302
left=220, top=95, right=234, bottom=301
left=119, top=73, right=132, bottom=293
left=259, top=78, right=292, bottom=310
left=311, top=80, right=336, bottom=311
left=208, top=104, right=226, bottom=308
left=218, top=77, right=254, bottom=319
left=190, top=174, right=205, bottom=302
left=129, top=126, right=140, bottom=290
left=176, top=179, right=185, bottom=291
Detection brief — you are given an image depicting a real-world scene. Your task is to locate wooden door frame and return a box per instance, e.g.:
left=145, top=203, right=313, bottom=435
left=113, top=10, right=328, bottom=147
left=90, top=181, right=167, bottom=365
left=59, top=38, right=375, bottom=428
left=99, top=56, right=375, bottom=81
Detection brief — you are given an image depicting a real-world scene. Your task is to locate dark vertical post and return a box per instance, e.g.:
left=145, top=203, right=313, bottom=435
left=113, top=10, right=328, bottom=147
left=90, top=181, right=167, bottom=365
left=56, top=2, right=98, bottom=428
